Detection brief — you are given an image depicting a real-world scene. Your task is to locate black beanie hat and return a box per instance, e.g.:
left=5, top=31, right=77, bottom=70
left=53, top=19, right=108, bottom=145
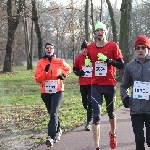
left=45, top=43, right=55, bottom=48
left=81, top=40, right=88, bottom=50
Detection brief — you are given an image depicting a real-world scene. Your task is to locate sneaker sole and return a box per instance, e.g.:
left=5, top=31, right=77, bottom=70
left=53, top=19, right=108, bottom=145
left=110, top=143, right=117, bottom=149
left=53, top=139, right=60, bottom=143
left=85, top=128, right=91, bottom=131
left=110, top=137, right=117, bottom=149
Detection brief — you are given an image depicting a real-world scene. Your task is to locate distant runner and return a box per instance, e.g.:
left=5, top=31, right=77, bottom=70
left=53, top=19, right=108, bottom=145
left=73, top=40, right=92, bottom=131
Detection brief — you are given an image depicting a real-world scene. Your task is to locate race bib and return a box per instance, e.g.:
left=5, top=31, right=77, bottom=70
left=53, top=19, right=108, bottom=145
left=95, top=61, right=107, bottom=76
left=45, top=80, right=57, bottom=93
left=133, top=81, right=150, bottom=100
left=82, top=66, right=92, bottom=77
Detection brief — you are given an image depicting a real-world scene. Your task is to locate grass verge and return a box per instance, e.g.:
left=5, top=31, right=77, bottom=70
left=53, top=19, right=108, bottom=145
left=0, top=65, right=122, bottom=149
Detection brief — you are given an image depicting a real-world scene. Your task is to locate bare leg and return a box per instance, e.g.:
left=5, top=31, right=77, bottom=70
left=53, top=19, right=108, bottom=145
left=92, top=124, right=100, bottom=148
left=109, top=117, right=116, bottom=135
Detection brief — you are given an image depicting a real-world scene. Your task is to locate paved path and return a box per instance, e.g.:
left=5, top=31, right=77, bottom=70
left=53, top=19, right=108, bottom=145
left=33, top=106, right=149, bottom=150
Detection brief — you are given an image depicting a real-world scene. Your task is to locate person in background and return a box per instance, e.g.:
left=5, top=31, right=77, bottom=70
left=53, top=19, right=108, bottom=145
left=34, top=43, right=71, bottom=148
left=120, top=35, right=150, bottom=150
left=73, top=40, right=92, bottom=131
left=86, top=22, right=124, bottom=150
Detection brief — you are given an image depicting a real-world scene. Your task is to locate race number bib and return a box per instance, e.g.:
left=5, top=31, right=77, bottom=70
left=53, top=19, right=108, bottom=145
left=45, top=80, right=57, bottom=93
left=95, top=61, right=107, bottom=76
left=133, top=81, right=150, bottom=100
left=82, top=66, right=92, bottom=77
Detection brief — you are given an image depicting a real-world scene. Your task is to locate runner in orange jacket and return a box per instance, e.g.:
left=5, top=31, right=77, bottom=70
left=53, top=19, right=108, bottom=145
left=35, top=43, right=71, bottom=148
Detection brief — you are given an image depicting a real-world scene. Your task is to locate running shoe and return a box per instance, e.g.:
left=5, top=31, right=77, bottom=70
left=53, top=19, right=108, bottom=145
left=85, top=123, right=91, bottom=131
left=109, top=131, right=117, bottom=149
left=54, top=128, right=63, bottom=143
left=45, top=136, right=53, bottom=147
left=96, top=147, right=100, bottom=150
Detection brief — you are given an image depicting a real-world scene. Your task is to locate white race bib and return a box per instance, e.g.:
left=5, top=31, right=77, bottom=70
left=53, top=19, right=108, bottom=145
left=45, top=80, right=57, bottom=93
left=95, top=61, right=107, bottom=76
left=133, top=81, right=150, bottom=100
left=82, top=66, right=92, bottom=77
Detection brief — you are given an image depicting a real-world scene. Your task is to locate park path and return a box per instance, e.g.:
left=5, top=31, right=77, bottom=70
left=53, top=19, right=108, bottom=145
left=33, top=106, right=149, bottom=150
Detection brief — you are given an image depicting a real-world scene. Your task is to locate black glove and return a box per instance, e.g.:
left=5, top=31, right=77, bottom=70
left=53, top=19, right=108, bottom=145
left=103, top=58, right=114, bottom=64
left=57, top=74, right=66, bottom=80
left=78, top=70, right=85, bottom=76
left=73, top=67, right=85, bottom=76
left=45, top=64, right=50, bottom=72
left=123, top=96, right=130, bottom=108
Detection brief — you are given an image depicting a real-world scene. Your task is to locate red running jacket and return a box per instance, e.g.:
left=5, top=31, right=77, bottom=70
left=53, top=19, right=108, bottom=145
left=74, top=54, right=91, bottom=85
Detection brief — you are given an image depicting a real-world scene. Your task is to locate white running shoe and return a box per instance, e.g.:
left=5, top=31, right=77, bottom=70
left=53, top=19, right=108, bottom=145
left=54, top=129, right=63, bottom=143
left=45, top=136, right=53, bottom=147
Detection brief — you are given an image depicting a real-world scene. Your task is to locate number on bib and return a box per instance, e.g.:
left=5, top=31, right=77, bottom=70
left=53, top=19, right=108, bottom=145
left=45, top=80, right=57, bottom=93
left=95, top=61, right=107, bottom=76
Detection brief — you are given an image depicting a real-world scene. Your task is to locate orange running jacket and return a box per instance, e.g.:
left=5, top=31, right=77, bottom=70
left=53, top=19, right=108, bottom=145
left=35, top=57, right=71, bottom=93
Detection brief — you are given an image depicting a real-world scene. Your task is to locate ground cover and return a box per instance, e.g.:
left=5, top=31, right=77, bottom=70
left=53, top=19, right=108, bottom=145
left=0, top=65, right=122, bottom=150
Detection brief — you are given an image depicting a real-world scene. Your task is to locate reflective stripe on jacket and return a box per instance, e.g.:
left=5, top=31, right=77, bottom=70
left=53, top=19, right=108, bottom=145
left=35, top=57, right=71, bottom=93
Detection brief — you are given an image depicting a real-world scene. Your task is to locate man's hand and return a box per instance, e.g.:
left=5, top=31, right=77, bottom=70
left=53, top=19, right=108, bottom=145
left=73, top=67, right=85, bottom=76
left=57, top=74, right=66, bottom=80
left=78, top=70, right=85, bottom=76
left=45, top=64, right=50, bottom=72
left=123, top=96, right=130, bottom=108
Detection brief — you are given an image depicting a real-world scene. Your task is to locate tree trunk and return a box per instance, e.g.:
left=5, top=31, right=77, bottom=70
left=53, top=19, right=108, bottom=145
left=90, top=0, right=95, bottom=37
left=71, top=0, right=75, bottom=65
left=106, top=0, right=117, bottom=42
left=118, top=0, right=132, bottom=81
left=56, top=26, right=59, bottom=57
left=3, top=0, right=22, bottom=72
left=31, top=0, right=43, bottom=59
left=28, top=20, right=33, bottom=70
left=119, top=0, right=132, bottom=64
left=23, top=14, right=30, bottom=69
left=85, top=0, right=90, bottom=41
left=100, top=0, right=103, bottom=21
left=23, top=0, right=33, bottom=70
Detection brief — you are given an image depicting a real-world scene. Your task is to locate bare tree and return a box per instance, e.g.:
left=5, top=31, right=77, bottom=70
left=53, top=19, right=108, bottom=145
left=0, top=1, right=7, bottom=66
left=117, top=0, right=132, bottom=81
left=31, top=0, right=43, bottom=59
left=90, top=0, right=95, bottom=35
left=85, top=0, right=89, bottom=41
left=119, top=0, right=132, bottom=64
left=106, top=0, right=117, bottom=42
left=3, top=0, right=23, bottom=72
left=22, top=0, right=33, bottom=70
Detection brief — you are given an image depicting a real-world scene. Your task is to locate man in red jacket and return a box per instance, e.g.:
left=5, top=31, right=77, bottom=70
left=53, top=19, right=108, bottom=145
left=73, top=40, right=92, bottom=131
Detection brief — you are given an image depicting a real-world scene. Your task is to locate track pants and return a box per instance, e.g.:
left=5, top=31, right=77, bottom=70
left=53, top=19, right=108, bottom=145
left=41, top=92, right=64, bottom=139
left=131, top=114, right=150, bottom=150
left=80, top=84, right=92, bottom=123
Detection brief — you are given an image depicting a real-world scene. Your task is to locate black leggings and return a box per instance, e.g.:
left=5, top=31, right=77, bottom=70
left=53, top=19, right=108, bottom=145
left=131, top=114, right=150, bottom=150
left=80, top=84, right=92, bottom=123
left=41, top=92, right=64, bottom=139
left=91, top=85, right=116, bottom=125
